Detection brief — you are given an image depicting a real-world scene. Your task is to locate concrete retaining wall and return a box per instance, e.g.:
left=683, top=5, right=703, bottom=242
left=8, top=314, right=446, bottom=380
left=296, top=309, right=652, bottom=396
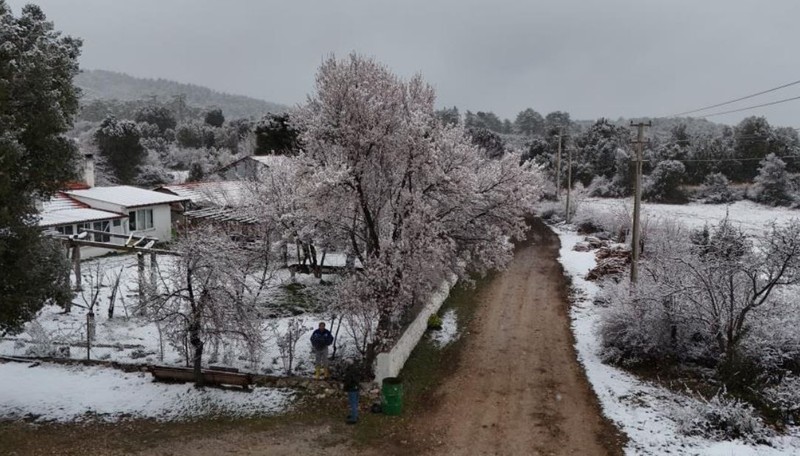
left=373, top=274, right=457, bottom=385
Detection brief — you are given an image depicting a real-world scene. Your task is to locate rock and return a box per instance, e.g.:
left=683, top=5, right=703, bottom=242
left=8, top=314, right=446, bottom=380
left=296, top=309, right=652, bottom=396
left=585, top=236, right=603, bottom=248
left=595, top=231, right=611, bottom=241
left=573, top=242, right=591, bottom=252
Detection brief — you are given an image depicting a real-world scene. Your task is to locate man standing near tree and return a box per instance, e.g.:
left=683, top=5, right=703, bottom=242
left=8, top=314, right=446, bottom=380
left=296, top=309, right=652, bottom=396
left=310, top=322, right=333, bottom=379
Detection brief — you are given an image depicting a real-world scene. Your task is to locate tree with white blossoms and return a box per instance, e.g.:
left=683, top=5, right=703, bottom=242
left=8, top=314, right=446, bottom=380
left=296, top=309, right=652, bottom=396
left=146, top=226, right=278, bottom=385
left=282, top=54, right=543, bottom=367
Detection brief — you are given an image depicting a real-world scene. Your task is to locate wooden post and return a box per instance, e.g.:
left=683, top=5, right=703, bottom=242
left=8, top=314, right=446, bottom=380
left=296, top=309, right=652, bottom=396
left=149, top=252, right=157, bottom=300
left=86, top=311, right=95, bottom=360
left=72, top=242, right=81, bottom=294
left=566, top=147, right=573, bottom=224
left=137, top=253, right=145, bottom=310
left=556, top=128, right=562, bottom=197
left=630, top=121, right=651, bottom=283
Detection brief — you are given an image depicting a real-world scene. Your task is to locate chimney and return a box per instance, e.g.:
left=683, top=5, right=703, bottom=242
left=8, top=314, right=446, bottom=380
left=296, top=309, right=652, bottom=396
left=84, top=153, right=95, bottom=187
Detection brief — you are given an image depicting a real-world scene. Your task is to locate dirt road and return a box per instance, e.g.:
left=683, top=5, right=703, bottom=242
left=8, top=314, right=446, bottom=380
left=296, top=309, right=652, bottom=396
left=412, top=218, right=621, bottom=455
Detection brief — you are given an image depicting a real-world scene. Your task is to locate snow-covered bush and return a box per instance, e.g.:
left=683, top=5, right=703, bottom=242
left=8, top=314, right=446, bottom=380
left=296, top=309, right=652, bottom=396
left=573, top=204, right=631, bottom=242
left=764, top=376, right=800, bottom=420
left=749, top=153, right=793, bottom=206
left=741, top=289, right=800, bottom=375
left=274, top=317, right=308, bottom=375
left=588, top=175, right=626, bottom=198
left=24, top=321, right=57, bottom=358
left=700, top=172, right=737, bottom=204
left=673, top=393, right=772, bottom=444
left=644, top=159, right=687, bottom=203
left=599, top=218, right=800, bottom=375
left=598, top=278, right=678, bottom=365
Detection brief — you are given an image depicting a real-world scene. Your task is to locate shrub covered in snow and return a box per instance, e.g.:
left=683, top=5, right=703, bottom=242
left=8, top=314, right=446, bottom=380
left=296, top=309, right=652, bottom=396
left=700, top=172, right=738, bottom=204
left=749, top=153, right=794, bottom=206
left=598, top=218, right=800, bottom=381
left=644, top=159, right=687, bottom=203
left=764, top=376, right=800, bottom=421
left=673, top=393, right=772, bottom=444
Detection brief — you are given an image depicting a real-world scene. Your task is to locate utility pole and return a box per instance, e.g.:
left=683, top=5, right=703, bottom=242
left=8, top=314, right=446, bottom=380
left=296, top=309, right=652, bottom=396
left=565, top=146, right=573, bottom=224
left=556, top=127, right=563, bottom=197
left=630, top=121, right=651, bottom=283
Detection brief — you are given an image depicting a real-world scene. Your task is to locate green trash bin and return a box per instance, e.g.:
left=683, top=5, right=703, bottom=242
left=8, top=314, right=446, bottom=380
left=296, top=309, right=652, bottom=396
left=381, top=377, right=403, bottom=416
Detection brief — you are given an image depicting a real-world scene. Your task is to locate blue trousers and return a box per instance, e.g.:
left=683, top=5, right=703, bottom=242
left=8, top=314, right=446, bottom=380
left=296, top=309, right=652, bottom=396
left=347, top=390, right=359, bottom=421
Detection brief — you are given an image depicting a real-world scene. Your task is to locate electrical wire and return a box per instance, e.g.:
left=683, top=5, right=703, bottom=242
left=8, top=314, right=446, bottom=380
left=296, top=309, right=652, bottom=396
left=670, top=78, right=800, bottom=117
left=697, top=95, right=800, bottom=118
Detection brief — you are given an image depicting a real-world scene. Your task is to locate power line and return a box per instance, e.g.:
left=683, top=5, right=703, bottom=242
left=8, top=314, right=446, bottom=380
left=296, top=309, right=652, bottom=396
left=645, top=155, right=800, bottom=164
left=670, top=78, right=800, bottom=117
left=698, top=95, right=800, bottom=118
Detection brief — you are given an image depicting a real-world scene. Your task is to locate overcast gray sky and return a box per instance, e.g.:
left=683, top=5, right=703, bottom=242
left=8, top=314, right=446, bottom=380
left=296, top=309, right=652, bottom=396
left=8, top=0, right=800, bottom=126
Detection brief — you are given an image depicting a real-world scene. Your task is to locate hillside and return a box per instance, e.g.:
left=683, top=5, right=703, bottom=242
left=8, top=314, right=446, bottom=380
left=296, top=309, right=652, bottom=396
left=75, top=69, right=289, bottom=119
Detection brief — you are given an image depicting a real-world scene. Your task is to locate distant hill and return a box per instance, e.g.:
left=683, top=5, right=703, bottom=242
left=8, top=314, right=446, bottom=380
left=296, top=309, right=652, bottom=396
left=75, top=69, right=289, bottom=119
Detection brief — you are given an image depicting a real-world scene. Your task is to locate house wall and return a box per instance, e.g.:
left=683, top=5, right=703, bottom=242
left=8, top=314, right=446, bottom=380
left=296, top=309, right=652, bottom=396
left=129, top=204, right=173, bottom=242
left=52, top=218, right=128, bottom=259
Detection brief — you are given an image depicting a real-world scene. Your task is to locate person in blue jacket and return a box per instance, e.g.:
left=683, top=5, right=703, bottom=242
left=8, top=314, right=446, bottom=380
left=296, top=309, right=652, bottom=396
left=310, top=322, right=334, bottom=379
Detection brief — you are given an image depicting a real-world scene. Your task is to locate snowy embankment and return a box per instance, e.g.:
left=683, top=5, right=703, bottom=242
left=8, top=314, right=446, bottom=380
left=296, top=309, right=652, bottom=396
left=0, top=361, right=294, bottom=423
left=555, top=225, right=800, bottom=455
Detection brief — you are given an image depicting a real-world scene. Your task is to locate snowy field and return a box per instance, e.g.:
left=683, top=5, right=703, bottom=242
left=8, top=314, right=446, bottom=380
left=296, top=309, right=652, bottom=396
left=555, top=220, right=800, bottom=455
left=0, top=361, right=294, bottom=423
left=0, top=253, right=357, bottom=377
left=579, top=197, right=800, bottom=234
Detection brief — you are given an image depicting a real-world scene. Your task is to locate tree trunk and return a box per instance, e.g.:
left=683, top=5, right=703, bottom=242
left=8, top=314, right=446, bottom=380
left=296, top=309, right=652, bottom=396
left=190, top=319, right=204, bottom=387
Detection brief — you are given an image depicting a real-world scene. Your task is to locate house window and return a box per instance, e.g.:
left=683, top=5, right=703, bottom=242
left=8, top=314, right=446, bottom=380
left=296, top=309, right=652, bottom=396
left=112, top=219, right=121, bottom=227
left=93, top=221, right=110, bottom=242
left=76, top=222, right=91, bottom=238
left=129, top=209, right=154, bottom=231
left=55, top=225, right=74, bottom=236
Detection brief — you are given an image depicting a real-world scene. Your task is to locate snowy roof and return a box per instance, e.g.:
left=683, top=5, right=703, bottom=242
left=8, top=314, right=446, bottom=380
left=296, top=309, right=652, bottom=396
left=38, top=192, right=125, bottom=228
left=248, top=155, right=291, bottom=167
left=212, top=154, right=292, bottom=176
left=155, top=181, right=248, bottom=207
left=184, top=207, right=259, bottom=224
left=66, top=185, right=189, bottom=209
left=39, top=208, right=126, bottom=228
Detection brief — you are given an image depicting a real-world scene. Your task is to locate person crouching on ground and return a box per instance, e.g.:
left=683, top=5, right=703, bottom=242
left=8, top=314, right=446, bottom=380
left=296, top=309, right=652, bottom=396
left=310, top=322, right=334, bottom=379
left=343, top=358, right=361, bottom=424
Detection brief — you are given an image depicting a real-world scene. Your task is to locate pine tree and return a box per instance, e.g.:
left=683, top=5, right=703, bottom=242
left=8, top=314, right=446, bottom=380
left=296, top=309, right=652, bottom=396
left=0, top=2, right=80, bottom=334
left=751, top=153, right=792, bottom=206
left=204, top=108, right=225, bottom=128
left=513, top=108, right=544, bottom=136
left=94, top=116, right=145, bottom=184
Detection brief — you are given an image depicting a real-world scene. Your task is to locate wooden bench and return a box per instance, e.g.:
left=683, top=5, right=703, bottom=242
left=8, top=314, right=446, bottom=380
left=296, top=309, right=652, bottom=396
left=149, top=365, right=253, bottom=389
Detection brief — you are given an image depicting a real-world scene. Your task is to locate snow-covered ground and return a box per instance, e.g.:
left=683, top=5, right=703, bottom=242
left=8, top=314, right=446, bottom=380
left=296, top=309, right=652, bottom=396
left=428, top=308, right=459, bottom=349
left=579, top=197, right=799, bottom=234
left=555, top=226, right=800, bottom=455
left=0, top=361, right=294, bottom=422
left=0, top=253, right=357, bottom=377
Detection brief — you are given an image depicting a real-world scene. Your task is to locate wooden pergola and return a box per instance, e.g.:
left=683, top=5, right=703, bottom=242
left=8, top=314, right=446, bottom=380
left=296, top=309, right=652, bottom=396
left=51, top=230, right=179, bottom=306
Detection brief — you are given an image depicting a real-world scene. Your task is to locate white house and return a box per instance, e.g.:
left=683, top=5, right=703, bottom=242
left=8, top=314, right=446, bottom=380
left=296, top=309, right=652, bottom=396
left=39, top=189, right=129, bottom=258
left=39, top=162, right=190, bottom=258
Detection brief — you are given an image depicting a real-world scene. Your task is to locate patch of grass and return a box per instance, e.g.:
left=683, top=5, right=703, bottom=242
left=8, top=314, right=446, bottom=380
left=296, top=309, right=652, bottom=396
left=349, top=274, right=494, bottom=448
